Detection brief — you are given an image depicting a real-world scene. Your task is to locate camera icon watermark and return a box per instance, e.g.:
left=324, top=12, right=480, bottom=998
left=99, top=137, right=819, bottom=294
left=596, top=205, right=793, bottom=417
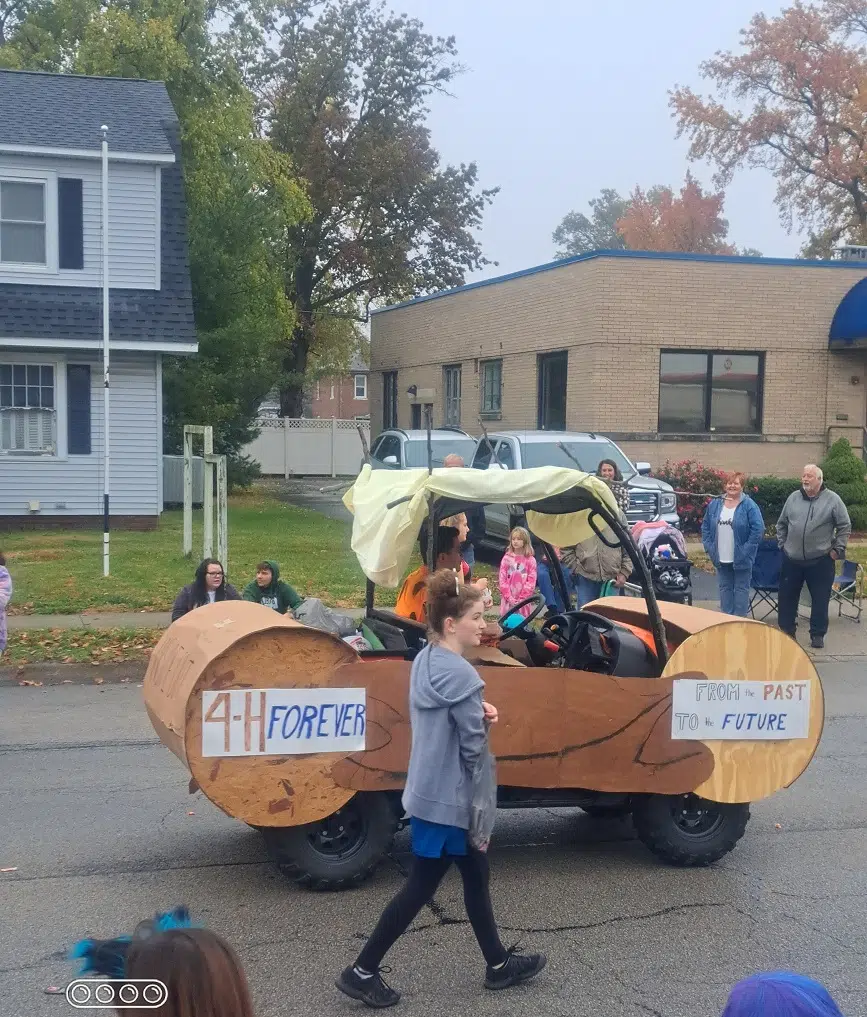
left=65, top=979, right=168, bottom=1009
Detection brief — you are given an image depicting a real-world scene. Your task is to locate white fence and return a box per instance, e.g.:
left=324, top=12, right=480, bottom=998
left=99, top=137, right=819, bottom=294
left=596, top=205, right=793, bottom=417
left=244, top=417, right=370, bottom=477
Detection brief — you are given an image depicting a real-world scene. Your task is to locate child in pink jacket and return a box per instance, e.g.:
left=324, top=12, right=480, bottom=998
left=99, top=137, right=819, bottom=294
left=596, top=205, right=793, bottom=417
left=499, top=527, right=537, bottom=618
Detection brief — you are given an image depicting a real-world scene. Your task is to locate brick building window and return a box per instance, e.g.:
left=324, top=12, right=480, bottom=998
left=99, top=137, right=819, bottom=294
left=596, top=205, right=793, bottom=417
left=383, top=371, right=398, bottom=429
left=443, top=364, right=462, bottom=426
left=354, top=374, right=367, bottom=399
left=480, top=359, right=502, bottom=419
left=659, top=351, right=764, bottom=434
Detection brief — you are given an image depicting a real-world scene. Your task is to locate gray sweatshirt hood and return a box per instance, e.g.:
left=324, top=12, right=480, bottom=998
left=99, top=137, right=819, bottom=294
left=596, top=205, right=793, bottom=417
left=411, top=643, right=484, bottom=710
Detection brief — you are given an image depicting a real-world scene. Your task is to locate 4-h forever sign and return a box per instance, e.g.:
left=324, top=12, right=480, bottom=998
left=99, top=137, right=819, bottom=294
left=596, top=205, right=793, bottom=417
left=202, top=688, right=366, bottom=757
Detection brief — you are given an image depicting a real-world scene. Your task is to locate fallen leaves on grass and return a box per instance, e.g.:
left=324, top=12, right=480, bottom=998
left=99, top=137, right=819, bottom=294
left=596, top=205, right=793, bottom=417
left=6, top=628, right=162, bottom=665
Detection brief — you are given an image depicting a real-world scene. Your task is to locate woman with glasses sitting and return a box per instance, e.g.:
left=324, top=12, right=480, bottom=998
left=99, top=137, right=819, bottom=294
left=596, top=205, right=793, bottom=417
left=171, top=558, right=240, bottom=622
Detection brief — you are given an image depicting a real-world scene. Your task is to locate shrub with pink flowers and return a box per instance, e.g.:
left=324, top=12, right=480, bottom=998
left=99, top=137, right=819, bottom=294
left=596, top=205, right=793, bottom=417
left=654, top=459, right=727, bottom=532
left=653, top=459, right=801, bottom=533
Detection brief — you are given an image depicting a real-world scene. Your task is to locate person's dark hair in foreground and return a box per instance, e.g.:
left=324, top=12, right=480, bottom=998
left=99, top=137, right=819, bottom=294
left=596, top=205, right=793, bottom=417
left=336, top=570, right=546, bottom=1008
left=721, top=971, right=845, bottom=1017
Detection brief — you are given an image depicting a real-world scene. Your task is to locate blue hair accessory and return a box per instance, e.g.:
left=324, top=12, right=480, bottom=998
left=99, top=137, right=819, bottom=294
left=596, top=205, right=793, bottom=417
left=69, top=907, right=195, bottom=977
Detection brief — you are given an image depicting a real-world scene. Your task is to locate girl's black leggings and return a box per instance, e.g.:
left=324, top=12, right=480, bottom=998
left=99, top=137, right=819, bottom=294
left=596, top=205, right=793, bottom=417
left=356, top=849, right=508, bottom=971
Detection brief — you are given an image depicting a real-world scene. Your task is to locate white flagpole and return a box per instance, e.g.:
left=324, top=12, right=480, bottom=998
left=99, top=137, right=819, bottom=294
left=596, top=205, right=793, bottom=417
left=101, top=125, right=110, bottom=577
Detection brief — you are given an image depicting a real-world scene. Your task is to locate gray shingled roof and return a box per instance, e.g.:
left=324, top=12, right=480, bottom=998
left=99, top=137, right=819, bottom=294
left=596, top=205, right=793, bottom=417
left=0, top=96, right=195, bottom=347
left=0, top=70, right=176, bottom=156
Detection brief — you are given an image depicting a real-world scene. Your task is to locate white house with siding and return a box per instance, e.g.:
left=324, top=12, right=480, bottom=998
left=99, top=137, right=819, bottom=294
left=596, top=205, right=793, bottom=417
left=0, top=69, right=196, bottom=527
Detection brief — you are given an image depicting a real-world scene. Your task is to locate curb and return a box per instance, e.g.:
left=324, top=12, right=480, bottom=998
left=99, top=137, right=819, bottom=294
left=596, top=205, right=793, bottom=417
left=0, top=661, right=147, bottom=686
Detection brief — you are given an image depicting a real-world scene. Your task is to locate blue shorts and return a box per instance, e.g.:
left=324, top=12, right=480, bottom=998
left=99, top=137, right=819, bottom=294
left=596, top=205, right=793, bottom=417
left=410, top=817, right=467, bottom=858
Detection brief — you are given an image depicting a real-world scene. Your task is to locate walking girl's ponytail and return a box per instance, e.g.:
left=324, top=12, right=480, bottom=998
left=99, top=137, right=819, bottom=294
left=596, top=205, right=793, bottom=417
left=426, top=569, right=483, bottom=636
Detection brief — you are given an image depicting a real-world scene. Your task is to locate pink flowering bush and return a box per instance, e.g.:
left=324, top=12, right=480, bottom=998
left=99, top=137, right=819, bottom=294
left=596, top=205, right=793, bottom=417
left=653, top=459, right=727, bottom=532
left=654, top=458, right=799, bottom=533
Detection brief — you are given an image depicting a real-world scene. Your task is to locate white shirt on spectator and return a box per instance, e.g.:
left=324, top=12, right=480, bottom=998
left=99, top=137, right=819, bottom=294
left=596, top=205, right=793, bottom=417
left=717, top=503, right=736, bottom=564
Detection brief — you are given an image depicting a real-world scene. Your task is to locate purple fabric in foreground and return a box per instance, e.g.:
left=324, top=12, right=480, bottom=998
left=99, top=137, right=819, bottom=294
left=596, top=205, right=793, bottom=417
left=722, top=972, right=845, bottom=1017
left=0, top=565, right=11, bottom=652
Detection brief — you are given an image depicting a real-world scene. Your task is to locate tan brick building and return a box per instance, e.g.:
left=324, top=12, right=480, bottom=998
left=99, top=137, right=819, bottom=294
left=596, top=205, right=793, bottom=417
left=369, top=251, right=867, bottom=477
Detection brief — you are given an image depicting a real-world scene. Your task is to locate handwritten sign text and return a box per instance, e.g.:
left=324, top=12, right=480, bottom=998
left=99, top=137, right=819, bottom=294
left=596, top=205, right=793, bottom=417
left=671, top=680, right=811, bottom=741
left=202, top=688, right=366, bottom=757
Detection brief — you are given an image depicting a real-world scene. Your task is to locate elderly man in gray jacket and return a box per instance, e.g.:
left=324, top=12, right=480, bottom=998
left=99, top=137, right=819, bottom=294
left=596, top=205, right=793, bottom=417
left=777, top=464, right=851, bottom=649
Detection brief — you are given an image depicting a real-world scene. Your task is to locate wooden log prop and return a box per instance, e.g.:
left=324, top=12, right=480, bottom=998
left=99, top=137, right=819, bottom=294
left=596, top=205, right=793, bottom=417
left=144, top=604, right=823, bottom=830
left=660, top=620, right=824, bottom=803
left=144, top=601, right=360, bottom=827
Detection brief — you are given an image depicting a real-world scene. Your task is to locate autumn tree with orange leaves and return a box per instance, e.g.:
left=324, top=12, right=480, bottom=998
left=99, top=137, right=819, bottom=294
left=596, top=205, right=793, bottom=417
left=671, top=0, right=867, bottom=257
left=616, top=173, right=737, bottom=254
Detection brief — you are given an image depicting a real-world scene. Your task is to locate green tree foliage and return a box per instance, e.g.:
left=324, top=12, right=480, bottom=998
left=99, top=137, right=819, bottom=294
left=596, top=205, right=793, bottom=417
left=0, top=0, right=309, bottom=476
left=232, top=0, right=498, bottom=415
left=822, top=438, right=867, bottom=530
left=552, top=188, right=628, bottom=258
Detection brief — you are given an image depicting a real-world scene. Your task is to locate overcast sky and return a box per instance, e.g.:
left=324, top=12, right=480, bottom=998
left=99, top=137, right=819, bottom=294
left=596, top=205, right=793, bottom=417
left=396, top=0, right=796, bottom=279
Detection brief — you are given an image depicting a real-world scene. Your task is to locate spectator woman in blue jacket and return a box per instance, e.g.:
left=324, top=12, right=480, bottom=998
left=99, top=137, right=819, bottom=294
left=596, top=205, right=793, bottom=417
left=701, top=471, right=765, bottom=618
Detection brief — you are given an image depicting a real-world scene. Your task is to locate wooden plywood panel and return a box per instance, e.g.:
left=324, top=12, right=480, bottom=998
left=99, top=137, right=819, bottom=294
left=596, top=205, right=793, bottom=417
left=331, top=664, right=715, bottom=796
left=661, top=621, right=824, bottom=803
left=584, top=596, right=740, bottom=644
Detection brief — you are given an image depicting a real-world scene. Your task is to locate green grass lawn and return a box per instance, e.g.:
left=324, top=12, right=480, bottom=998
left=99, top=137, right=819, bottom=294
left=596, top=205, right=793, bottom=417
left=5, top=628, right=163, bottom=666
left=1, top=489, right=498, bottom=617
left=2, top=490, right=369, bottom=615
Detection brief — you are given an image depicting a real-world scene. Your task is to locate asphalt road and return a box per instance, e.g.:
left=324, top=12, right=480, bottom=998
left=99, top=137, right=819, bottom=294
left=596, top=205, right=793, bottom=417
left=1, top=668, right=865, bottom=1017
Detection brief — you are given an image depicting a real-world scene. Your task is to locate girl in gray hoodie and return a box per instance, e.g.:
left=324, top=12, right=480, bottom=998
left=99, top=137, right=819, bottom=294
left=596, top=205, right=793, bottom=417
left=337, top=570, right=546, bottom=1008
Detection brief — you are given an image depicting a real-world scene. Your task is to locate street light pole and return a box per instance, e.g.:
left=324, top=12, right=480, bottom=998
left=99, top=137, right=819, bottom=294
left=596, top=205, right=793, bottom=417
left=101, top=124, right=110, bottom=577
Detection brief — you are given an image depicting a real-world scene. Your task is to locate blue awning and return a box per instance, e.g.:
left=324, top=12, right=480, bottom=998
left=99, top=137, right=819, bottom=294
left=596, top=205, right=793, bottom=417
left=830, top=277, right=867, bottom=347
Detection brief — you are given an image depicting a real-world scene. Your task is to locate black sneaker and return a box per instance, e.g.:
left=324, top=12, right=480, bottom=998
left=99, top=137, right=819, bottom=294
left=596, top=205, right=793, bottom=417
left=484, top=947, right=547, bottom=990
left=810, top=635, right=825, bottom=649
left=336, top=966, right=400, bottom=1008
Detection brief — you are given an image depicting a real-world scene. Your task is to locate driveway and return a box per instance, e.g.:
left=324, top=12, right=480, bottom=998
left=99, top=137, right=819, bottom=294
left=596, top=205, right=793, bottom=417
left=270, top=477, right=354, bottom=523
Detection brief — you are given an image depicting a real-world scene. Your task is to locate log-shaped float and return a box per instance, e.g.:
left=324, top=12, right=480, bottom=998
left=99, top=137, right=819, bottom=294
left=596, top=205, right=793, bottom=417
left=144, top=599, right=824, bottom=828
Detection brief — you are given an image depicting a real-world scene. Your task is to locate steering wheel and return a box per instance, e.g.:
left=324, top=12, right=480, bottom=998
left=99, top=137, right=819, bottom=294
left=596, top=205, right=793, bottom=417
left=563, top=611, right=623, bottom=673
left=498, top=593, right=547, bottom=640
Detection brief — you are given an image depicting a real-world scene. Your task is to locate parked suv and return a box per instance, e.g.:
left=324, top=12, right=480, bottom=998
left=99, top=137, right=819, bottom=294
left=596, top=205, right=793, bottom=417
left=470, top=431, right=678, bottom=542
left=369, top=427, right=477, bottom=470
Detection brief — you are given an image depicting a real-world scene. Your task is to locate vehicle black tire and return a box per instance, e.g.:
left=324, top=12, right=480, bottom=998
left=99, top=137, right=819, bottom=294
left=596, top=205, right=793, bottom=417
left=259, top=793, right=399, bottom=891
left=632, top=793, right=750, bottom=866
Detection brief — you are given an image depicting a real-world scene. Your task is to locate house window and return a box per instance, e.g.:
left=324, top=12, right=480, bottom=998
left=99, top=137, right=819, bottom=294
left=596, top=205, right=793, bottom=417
left=0, top=363, right=56, bottom=453
left=443, top=364, right=462, bottom=427
left=658, top=351, right=764, bottom=434
left=383, top=371, right=398, bottom=429
left=0, top=180, right=47, bottom=265
left=354, top=374, right=368, bottom=400
left=480, top=359, right=502, bottom=418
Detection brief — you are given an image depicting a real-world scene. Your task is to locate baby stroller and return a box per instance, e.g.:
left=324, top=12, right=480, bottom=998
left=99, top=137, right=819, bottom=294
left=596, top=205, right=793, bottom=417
left=632, top=521, right=693, bottom=605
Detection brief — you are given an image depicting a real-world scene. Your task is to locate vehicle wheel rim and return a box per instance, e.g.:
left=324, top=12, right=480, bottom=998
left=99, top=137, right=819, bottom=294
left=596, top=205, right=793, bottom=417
left=671, top=794, right=724, bottom=839
left=306, top=803, right=367, bottom=860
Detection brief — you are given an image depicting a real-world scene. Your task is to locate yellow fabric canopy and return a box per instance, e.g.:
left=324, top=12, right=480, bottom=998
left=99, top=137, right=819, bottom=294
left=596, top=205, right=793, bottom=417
left=343, top=465, right=620, bottom=587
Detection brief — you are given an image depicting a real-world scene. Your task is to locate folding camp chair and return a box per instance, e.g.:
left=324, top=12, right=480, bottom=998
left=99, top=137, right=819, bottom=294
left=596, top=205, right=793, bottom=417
left=750, top=538, right=783, bottom=622
left=831, top=558, right=864, bottom=622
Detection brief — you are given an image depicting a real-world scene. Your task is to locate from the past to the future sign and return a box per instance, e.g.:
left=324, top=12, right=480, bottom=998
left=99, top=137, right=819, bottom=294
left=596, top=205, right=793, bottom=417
left=671, top=680, right=811, bottom=741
